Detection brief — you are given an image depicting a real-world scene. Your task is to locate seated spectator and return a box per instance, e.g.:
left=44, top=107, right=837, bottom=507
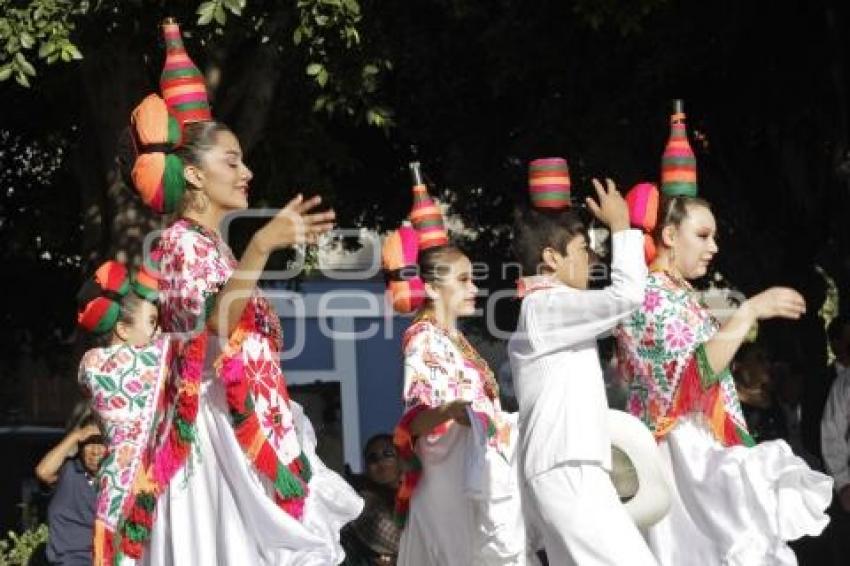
left=821, top=315, right=850, bottom=565
left=35, top=413, right=105, bottom=566
left=732, top=343, right=788, bottom=443
left=773, top=360, right=820, bottom=467
left=342, top=434, right=402, bottom=565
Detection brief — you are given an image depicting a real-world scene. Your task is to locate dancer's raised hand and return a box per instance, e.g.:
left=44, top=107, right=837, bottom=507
left=585, top=178, right=630, bottom=233
left=255, top=194, right=336, bottom=252
left=743, top=287, right=806, bottom=321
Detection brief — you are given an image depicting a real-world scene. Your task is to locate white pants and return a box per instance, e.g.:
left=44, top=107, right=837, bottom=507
left=526, top=462, right=657, bottom=566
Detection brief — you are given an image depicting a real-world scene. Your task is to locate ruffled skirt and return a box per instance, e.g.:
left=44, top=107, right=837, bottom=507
left=141, top=378, right=363, bottom=565
left=647, top=416, right=832, bottom=566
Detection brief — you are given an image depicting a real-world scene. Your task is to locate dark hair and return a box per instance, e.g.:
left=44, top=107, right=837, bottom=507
left=175, top=121, right=235, bottom=215
left=828, top=315, right=850, bottom=343
left=653, top=195, right=712, bottom=246
left=85, top=294, right=150, bottom=349
left=417, top=245, right=465, bottom=285
left=364, top=433, right=394, bottom=459
left=512, top=205, right=587, bottom=276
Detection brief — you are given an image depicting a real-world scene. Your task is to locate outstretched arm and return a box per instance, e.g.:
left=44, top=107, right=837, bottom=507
left=35, top=424, right=99, bottom=485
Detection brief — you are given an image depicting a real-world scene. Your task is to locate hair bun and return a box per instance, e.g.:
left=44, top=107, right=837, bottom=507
left=382, top=226, right=424, bottom=314
left=129, top=94, right=186, bottom=214
left=77, top=261, right=130, bottom=334
left=625, top=182, right=659, bottom=265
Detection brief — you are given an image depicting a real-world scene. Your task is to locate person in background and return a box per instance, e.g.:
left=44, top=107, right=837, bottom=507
left=35, top=412, right=106, bottom=566
left=820, top=315, right=850, bottom=566
left=732, top=343, right=788, bottom=444
left=342, top=434, right=402, bottom=565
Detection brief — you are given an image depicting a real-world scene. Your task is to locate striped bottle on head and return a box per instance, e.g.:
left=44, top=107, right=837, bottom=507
left=408, top=162, right=449, bottom=249
left=660, top=99, right=698, bottom=198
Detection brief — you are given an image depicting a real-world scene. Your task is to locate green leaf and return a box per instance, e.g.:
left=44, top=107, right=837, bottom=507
left=317, top=68, right=328, bottom=87
left=197, top=1, right=216, bottom=25
left=293, top=28, right=302, bottom=45
left=19, top=59, right=36, bottom=76
left=306, top=62, right=323, bottom=76
left=139, top=351, right=158, bottom=367
left=223, top=0, right=243, bottom=15
left=20, top=32, right=34, bottom=49
left=0, top=67, right=11, bottom=81
left=95, top=373, right=118, bottom=392
left=67, top=45, right=83, bottom=60
left=38, top=42, right=56, bottom=58
left=214, top=4, right=227, bottom=26
left=362, top=64, right=378, bottom=76
left=15, top=72, right=30, bottom=87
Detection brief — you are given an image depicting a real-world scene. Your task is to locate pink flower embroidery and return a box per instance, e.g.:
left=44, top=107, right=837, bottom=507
left=644, top=290, right=662, bottom=313
left=262, top=405, right=286, bottom=443
left=664, top=319, right=694, bottom=351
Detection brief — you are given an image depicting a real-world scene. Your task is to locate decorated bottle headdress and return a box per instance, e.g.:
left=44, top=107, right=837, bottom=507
left=382, top=162, right=450, bottom=313
left=660, top=99, right=697, bottom=198
left=128, top=19, right=212, bottom=214
left=527, top=157, right=572, bottom=210
left=77, top=260, right=159, bottom=334
left=625, top=99, right=700, bottom=264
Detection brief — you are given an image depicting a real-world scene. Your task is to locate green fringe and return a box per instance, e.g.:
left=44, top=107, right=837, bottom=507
left=298, top=452, right=313, bottom=483
left=695, top=344, right=721, bottom=389
left=274, top=462, right=306, bottom=499
left=175, top=418, right=195, bottom=443
left=738, top=425, right=756, bottom=448
left=123, top=522, right=150, bottom=542
left=135, top=492, right=156, bottom=511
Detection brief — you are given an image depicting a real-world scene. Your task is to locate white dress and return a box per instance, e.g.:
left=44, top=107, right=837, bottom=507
left=143, top=219, right=362, bottom=565
left=395, top=319, right=532, bottom=566
left=616, top=271, right=833, bottom=565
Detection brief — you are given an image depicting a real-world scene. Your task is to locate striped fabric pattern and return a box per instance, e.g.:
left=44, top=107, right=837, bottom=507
left=409, top=184, right=449, bottom=249
left=160, top=21, right=211, bottom=125
left=528, top=157, right=571, bottom=210
left=660, top=110, right=698, bottom=198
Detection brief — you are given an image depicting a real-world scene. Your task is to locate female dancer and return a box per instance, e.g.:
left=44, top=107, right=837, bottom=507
left=615, top=105, right=832, bottom=565
left=125, top=21, right=362, bottom=565
left=384, top=170, right=531, bottom=565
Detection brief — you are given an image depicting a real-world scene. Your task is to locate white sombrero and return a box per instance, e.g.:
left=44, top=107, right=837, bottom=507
left=608, top=409, right=671, bottom=529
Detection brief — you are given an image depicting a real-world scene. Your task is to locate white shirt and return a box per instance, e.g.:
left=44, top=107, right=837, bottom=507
left=508, top=230, right=646, bottom=480
left=821, top=361, right=850, bottom=491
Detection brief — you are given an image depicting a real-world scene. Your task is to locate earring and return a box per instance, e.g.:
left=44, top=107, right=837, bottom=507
left=190, top=189, right=209, bottom=213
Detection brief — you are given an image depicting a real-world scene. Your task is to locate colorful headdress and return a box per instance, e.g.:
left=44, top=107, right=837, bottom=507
left=128, top=19, right=212, bottom=214
left=408, top=162, right=449, bottom=249
left=77, top=261, right=159, bottom=334
left=660, top=100, right=698, bottom=198
left=624, top=182, right=660, bottom=264
left=528, top=157, right=571, bottom=210
left=383, top=162, right=450, bottom=313
left=160, top=18, right=212, bottom=124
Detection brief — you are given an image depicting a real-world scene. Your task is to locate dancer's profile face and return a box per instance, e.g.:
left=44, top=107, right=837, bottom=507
left=116, top=300, right=159, bottom=347
left=666, top=204, right=718, bottom=279
left=426, top=254, right=478, bottom=318
left=544, top=233, right=590, bottom=290
left=194, top=130, right=253, bottom=213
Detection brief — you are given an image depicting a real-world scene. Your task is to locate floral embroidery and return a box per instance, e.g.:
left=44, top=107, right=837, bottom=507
left=393, top=315, right=508, bottom=526
left=79, top=338, right=172, bottom=566
left=159, top=219, right=307, bottom=520
left=615, top=271, right=752, bottom=447
left=644, top=289, right=662, bottom=313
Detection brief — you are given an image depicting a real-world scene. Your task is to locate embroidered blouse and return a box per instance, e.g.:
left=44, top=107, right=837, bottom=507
left=156, top=219, right=311, bottom=517
left=615, top=271, right=753, bottom=446
left=393, top=315, right=510, bottom=524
